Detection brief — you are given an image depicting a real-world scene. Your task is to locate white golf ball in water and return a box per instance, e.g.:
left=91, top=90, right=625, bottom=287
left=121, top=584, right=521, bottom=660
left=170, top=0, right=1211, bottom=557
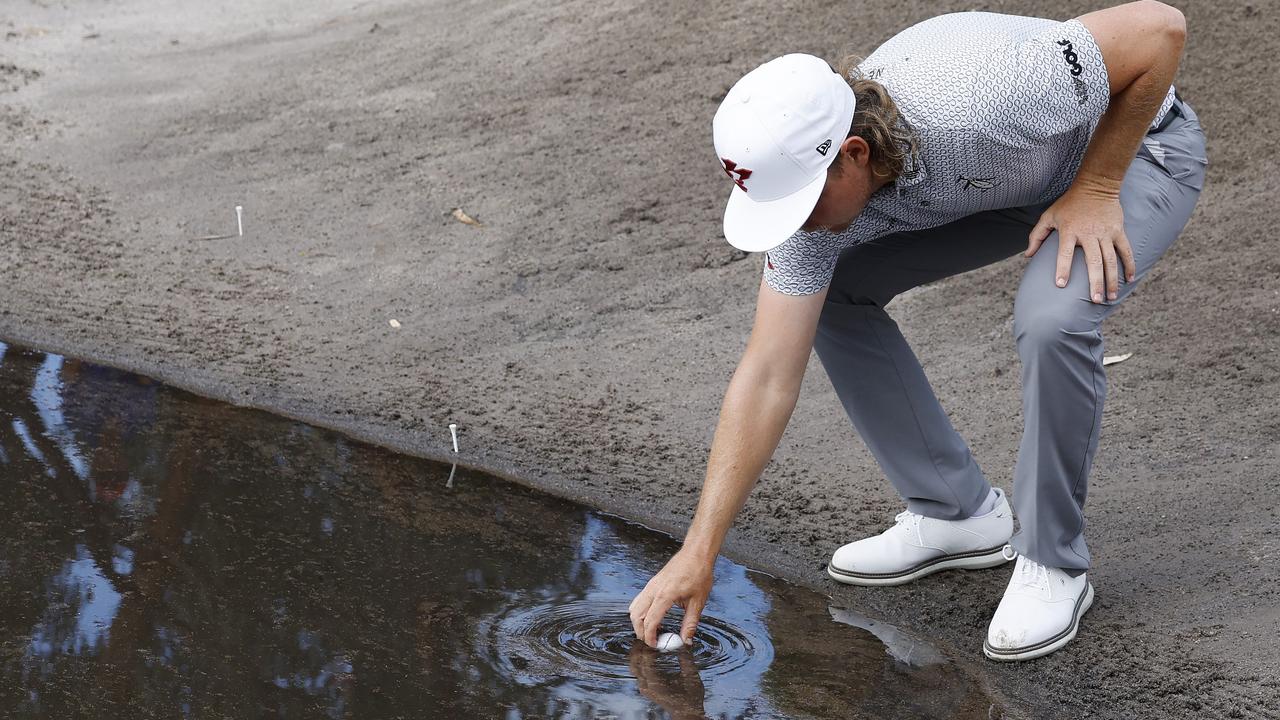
left=655, top=632, right=684, bottom=652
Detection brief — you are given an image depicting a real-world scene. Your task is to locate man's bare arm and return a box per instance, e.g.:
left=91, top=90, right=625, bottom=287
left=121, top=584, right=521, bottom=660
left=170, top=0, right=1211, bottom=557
left=628, top=278, right=827, bottom=646
left=1077, top=1, right=1187, bottom=194
left=682, top=281, right=827, bottom=559
left=1027, top=0, right=1187, bottom=300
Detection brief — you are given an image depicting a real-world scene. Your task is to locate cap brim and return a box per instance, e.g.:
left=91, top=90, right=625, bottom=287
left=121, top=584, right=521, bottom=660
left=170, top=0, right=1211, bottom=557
left=722, top=170, right=827, bottom=252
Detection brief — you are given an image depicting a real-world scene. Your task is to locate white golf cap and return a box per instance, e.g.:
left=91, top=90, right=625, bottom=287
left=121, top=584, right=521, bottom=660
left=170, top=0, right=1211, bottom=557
left=713, top=54, right=856, bottom=252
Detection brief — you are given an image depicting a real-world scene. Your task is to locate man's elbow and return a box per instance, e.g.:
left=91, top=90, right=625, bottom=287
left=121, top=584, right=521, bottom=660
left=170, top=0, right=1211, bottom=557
left=1084, top=1, right=1186, bottom=92
left=1143, top=0, right=1186, bottom=44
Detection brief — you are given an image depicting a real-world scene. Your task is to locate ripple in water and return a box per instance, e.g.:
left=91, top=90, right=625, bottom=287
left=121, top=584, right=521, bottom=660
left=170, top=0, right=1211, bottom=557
left=478, top=598, right=774, bottom=686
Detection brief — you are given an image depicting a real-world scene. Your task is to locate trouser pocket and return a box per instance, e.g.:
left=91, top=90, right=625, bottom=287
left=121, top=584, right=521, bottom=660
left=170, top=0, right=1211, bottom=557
left=1138, top=102, right=1208, bottom=191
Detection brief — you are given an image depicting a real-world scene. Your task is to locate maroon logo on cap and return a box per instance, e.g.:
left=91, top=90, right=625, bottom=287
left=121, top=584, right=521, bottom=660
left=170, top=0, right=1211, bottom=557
left=721, top=158, right=753, bottom=192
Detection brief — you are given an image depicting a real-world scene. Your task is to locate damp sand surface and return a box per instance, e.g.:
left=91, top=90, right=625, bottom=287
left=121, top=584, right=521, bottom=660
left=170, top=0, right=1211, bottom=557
left=0, top=341, right=999, bottom=719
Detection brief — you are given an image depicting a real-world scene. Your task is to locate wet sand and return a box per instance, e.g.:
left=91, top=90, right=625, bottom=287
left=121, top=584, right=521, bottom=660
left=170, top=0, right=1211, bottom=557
left=1, top=0, right=1277, bottom=717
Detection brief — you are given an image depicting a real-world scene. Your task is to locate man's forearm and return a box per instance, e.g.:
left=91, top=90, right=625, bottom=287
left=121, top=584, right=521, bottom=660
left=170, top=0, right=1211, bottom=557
left=680, top=364, right=801, bottom=562
left=1076, top=5, right=1186, bottom=196
left=1073, top=68, right=1178, bottom=196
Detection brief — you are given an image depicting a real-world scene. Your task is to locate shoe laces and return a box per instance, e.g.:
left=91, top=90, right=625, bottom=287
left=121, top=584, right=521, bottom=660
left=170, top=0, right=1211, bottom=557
left=893, top=510, right=923, bottom=544
left=1012, top=553, right=1052, bottom=594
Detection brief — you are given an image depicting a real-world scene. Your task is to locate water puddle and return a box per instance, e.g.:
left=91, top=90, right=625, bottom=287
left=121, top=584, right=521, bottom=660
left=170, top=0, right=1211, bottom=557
left=0, top=340, right=1000, bottom=718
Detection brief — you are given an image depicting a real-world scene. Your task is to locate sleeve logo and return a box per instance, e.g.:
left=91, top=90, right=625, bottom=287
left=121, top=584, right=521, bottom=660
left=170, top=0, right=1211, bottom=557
left=1056, top=39, right=1083, bottom=76
left=1056, top=39, right=1090, bottom=106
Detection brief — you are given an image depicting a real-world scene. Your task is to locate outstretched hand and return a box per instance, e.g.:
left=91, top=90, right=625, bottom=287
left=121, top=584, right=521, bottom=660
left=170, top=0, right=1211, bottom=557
left=1026, top=185, right=1135, bottom=303
left=629, top=549, right=714, bottom=647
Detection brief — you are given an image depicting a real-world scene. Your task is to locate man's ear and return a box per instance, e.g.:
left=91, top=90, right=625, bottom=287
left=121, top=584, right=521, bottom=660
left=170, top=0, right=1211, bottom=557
left=839, top=135, right=871, bottom=167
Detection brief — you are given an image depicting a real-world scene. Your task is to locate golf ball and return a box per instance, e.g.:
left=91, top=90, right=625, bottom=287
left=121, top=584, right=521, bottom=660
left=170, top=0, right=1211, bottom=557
left=655, top=632, right=684, bottom=652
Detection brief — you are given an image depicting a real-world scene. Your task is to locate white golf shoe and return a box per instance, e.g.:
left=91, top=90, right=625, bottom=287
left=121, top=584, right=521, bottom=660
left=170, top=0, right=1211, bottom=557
left=984, top=552, right=1094, bottom=662
left=826, top=489, right=1014, bottom=586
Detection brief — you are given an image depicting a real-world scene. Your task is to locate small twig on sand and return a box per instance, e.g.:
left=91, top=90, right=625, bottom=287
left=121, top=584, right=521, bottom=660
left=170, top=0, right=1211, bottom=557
left=1103, top=352, right=1134, bottom=367
left=450, top=207, right=483, bottom=227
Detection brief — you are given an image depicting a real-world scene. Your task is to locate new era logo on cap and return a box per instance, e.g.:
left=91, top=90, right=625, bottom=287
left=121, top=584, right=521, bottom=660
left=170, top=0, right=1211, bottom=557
left=712, top=54, right=856, bottom=252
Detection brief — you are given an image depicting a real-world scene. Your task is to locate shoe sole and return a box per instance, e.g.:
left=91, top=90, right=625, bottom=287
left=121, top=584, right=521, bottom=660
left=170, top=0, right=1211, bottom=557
left=826, top=544, right=1011, bottom=587
left=982, top=582, right=1094, bottom=662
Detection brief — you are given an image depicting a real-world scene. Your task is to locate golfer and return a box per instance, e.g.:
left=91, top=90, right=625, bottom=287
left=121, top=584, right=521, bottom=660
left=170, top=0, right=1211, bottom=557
left=630, top=1, right=1204, bottom=661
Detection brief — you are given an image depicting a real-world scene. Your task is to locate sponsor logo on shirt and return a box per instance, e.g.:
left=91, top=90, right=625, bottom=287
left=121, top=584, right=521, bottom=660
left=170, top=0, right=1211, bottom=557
left=957, top=174, right=1001, bottom=192
left=1057, top=39, right=1089, bottom=106
left=1056, top=39, right=1084, bottom=76
left=1069, top=76, right=1089, bottom=106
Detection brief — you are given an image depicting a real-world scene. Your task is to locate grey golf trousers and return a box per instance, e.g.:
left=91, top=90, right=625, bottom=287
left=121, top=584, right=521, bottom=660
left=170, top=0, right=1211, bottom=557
left=813, top=101, right=1207, bottom=571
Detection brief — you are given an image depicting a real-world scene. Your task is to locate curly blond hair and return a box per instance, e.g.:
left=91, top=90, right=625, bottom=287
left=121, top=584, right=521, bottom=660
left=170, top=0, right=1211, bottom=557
left=835, top=55, right=919, bottom=181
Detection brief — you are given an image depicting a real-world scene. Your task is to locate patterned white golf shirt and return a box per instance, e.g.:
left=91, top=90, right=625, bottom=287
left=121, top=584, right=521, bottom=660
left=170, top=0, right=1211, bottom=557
left=761, top=11, right=1177, bottom=296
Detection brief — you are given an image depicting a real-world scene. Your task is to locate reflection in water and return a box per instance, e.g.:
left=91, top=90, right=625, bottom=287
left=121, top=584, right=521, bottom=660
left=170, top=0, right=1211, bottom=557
left=26, top=545, right=123, bottom=659
left=829, top=606, right=947, bottom=668
left=0, top=340, right=999, bottom=718
left=472, top=517, right=777, bottom=719
left=11, top=417, right=52, bottom=476
left=32, top=355, right=90, bottom=482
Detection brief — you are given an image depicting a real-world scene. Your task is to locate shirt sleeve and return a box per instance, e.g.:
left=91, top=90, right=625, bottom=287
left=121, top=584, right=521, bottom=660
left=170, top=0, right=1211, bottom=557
left=761, top=230, right=839, bottom=296
left=986, top=18, right=1111, bottom=141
